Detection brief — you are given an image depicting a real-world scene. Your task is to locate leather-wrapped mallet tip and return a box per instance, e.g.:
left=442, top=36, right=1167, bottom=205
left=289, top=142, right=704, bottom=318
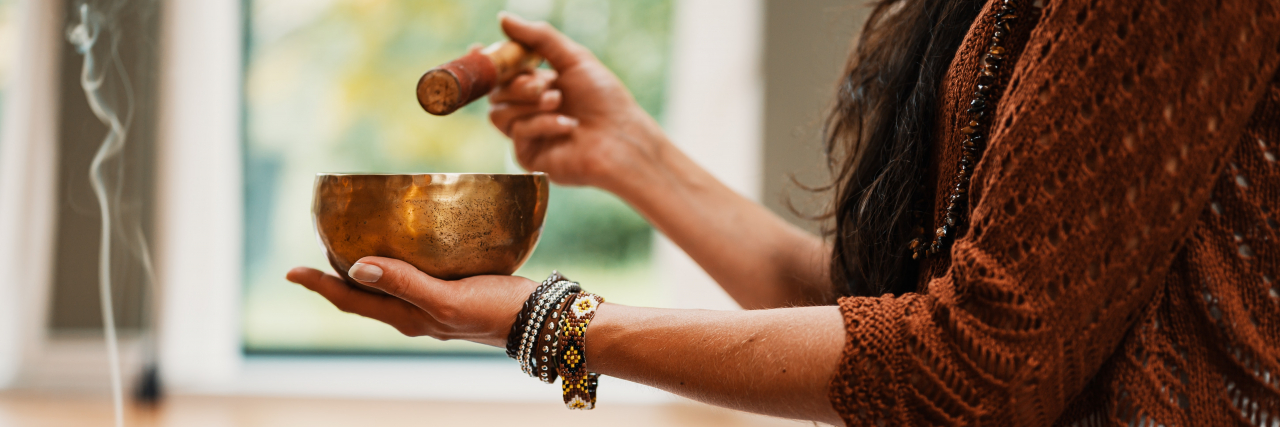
left=417, top=69, right=462, bottom=116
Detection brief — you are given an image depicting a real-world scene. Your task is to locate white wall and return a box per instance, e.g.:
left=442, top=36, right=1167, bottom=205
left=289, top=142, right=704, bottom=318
left=760, top=0, right=866, bottom=233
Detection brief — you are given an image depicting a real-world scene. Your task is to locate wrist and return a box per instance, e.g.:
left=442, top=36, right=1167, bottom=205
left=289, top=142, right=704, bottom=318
left=503, top=269, right=610, bottom=409
left=591, top=114, right=677, bottom=199
left=580, top=301, right=623, bottom=377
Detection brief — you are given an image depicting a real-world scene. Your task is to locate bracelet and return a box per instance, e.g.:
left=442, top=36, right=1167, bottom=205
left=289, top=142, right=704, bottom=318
left=523, top=281, right=579, bottom=378
left=513, top=272, right=563, bottom=369
left=506, top=270, right=608, bottom=409
left=557, top=292, right=605, bottom=410
left=518, top=279, right=576, bottom=376
left=506, top=271, right=562, bottom=359
left=532, top=289, right=579, bottom=383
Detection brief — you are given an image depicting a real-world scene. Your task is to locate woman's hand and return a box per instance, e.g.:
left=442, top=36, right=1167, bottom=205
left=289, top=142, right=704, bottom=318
left=491, top=13, right=833, bottom=309
left=285, top=257, right=536, bottom=347
left=489, top=13, right=669, bottom=192
left=287, top=258, right=844, bottom=424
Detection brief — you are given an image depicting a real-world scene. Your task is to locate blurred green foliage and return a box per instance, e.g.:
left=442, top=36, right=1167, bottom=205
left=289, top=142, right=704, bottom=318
left=242, top=0, right=672, bottom=353
left=528, top=186, right=652, bottom=268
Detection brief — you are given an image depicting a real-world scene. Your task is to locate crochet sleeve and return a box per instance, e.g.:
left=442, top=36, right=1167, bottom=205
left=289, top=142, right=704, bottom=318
left=828, top=0, right=1280, bottom=425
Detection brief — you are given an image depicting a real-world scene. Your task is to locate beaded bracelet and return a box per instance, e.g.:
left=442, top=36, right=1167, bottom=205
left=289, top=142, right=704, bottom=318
left=518, top=279, right=577, bottom=377
left=504, top=271, right=608, bottom=409
left=557, top=292, right=605, bottom=410
left=506, top=271, right=563, bottom=359
left=522, top=281, right=579, bottom=378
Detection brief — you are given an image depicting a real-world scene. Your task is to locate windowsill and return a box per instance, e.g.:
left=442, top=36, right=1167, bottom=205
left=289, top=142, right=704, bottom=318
left=16, top=335, right=676, bottom=404
left=219, top=355, right=678, bottom=404
left=0, top=390, right=818, bottom=427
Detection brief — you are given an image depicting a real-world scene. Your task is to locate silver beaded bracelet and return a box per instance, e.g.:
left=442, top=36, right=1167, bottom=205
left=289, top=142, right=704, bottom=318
left=517, top=282, right=560, bottom=375
left=528, top=281, right=579, bottom=380
left=518, top=279, right=576, bottom=376
left=514, top=272, right=563, bottom=358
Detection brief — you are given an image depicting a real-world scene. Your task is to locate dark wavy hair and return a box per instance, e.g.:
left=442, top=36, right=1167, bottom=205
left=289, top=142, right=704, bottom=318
left=824, top=0, right=985, bottom=297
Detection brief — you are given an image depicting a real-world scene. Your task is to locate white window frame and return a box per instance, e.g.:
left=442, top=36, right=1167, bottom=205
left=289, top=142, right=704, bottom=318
left=1, top=0, right=764, bottom=403
left=0, top=0, right=68, bottom=388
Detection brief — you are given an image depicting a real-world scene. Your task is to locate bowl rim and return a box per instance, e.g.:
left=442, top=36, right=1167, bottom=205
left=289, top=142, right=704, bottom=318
left=315, top=171, right=546, bottom=177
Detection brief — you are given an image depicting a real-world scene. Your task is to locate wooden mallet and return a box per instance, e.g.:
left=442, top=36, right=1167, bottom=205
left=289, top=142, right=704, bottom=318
left=416, top=41, right=544, bottom=116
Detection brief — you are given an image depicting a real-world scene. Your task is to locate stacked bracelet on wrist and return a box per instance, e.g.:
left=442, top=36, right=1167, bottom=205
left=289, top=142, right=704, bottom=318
left=532, top=288, right=575, bottom=384
left=518, top=279, right=579, bottom=377
left=505, top=271, right=605, bottom=410
left=506, top=272, right=560, bottom=359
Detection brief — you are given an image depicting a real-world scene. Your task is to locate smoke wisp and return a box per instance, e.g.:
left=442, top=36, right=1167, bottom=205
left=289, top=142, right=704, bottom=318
left=67, top=2, right=158, bottom=426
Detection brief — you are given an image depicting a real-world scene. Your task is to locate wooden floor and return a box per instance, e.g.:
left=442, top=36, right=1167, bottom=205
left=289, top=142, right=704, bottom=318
left=0, top=393, right=825, bottom=427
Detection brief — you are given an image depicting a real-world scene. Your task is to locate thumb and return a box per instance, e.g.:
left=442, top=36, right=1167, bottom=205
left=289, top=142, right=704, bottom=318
left=499, top=11, right=589, bottom=71
left=348, top=257, right=440, bottom=304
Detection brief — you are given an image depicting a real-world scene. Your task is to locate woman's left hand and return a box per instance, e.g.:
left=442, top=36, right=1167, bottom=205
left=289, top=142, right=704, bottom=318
left=285, top=257, right=537, bottom=348
left=288, top=257, right=845, bottom=424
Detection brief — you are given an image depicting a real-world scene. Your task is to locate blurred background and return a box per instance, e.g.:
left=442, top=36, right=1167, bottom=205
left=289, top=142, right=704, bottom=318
left=0, top=0, right=866, bottom=425
left=242, top=0, right=672, bottom=355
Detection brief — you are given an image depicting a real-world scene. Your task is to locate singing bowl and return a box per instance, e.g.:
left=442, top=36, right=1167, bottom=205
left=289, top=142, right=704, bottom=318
left=313, top=173, right=549, bottom=292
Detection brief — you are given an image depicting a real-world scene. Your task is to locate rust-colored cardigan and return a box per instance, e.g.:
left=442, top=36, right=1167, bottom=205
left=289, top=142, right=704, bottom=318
left=827, top=0, right=1280, bottom=425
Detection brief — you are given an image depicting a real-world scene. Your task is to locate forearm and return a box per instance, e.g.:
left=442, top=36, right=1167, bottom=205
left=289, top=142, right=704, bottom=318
left=603, top=132, right=833, bottom=309
left=586, top=303, right=845, bottom=424
left=485, top=16, right=832, bottom=308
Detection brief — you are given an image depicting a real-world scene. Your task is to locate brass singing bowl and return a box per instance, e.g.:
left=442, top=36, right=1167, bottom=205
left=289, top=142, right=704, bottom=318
left=313, top=173, right=549, bottom=292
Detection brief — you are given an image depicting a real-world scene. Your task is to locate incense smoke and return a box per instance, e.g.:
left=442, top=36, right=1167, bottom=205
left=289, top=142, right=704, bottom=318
left=68, top=2, right=158, bottom=426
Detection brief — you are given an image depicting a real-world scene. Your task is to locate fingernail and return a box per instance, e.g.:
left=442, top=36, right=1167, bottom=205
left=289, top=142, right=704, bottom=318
left=529, top=80, right=547, bottom=96
left=557, top=115, right=579, bottom=127
left=540, top=90, right=561, bottom=108
left=348, top=263, right=383, bottom=283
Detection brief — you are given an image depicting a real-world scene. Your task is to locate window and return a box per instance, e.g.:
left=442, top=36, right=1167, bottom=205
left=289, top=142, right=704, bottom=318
left=0, top=0, right=759, bottom=400
left=242, top=0, right=675, bottom=354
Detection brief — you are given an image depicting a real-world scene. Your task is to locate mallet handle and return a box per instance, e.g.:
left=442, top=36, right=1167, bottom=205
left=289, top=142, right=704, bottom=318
left=416, top=41, right=543, bottom=116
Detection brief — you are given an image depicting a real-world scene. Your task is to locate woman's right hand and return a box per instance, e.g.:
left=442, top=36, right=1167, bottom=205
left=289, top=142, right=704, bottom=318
left=493, top=13, right=833, bottom=310
left=489, top=13, right=669, bottom=193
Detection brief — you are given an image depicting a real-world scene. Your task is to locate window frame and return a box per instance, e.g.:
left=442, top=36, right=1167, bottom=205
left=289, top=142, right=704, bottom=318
left=0, top=0, right=70, bottom=388
left=0, top=0, right=766, bottom=402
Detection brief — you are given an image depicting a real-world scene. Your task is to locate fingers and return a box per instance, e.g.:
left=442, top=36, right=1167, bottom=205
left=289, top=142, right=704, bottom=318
left=490, top=69, right=558, bottom=104
left=346, top=257, right=444, bottom=310
left=285, top=267, right=431, bottom=334
left=510, top=114, right=579, bottom=169
left=510, top=114, right=578, bottom=146
left=489, top=90, right=562, bottom=135
left=499, top=11, right=590, bottom=70
left=291, top=263, right=542, bottom=346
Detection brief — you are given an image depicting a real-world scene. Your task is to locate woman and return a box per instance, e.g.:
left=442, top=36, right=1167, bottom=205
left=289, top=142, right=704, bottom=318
left=287, top=0, right=1280, bottom=424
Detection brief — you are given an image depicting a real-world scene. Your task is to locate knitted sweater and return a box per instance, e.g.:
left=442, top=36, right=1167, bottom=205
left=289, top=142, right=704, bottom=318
left=827, top=0, right=1280, bottom=425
